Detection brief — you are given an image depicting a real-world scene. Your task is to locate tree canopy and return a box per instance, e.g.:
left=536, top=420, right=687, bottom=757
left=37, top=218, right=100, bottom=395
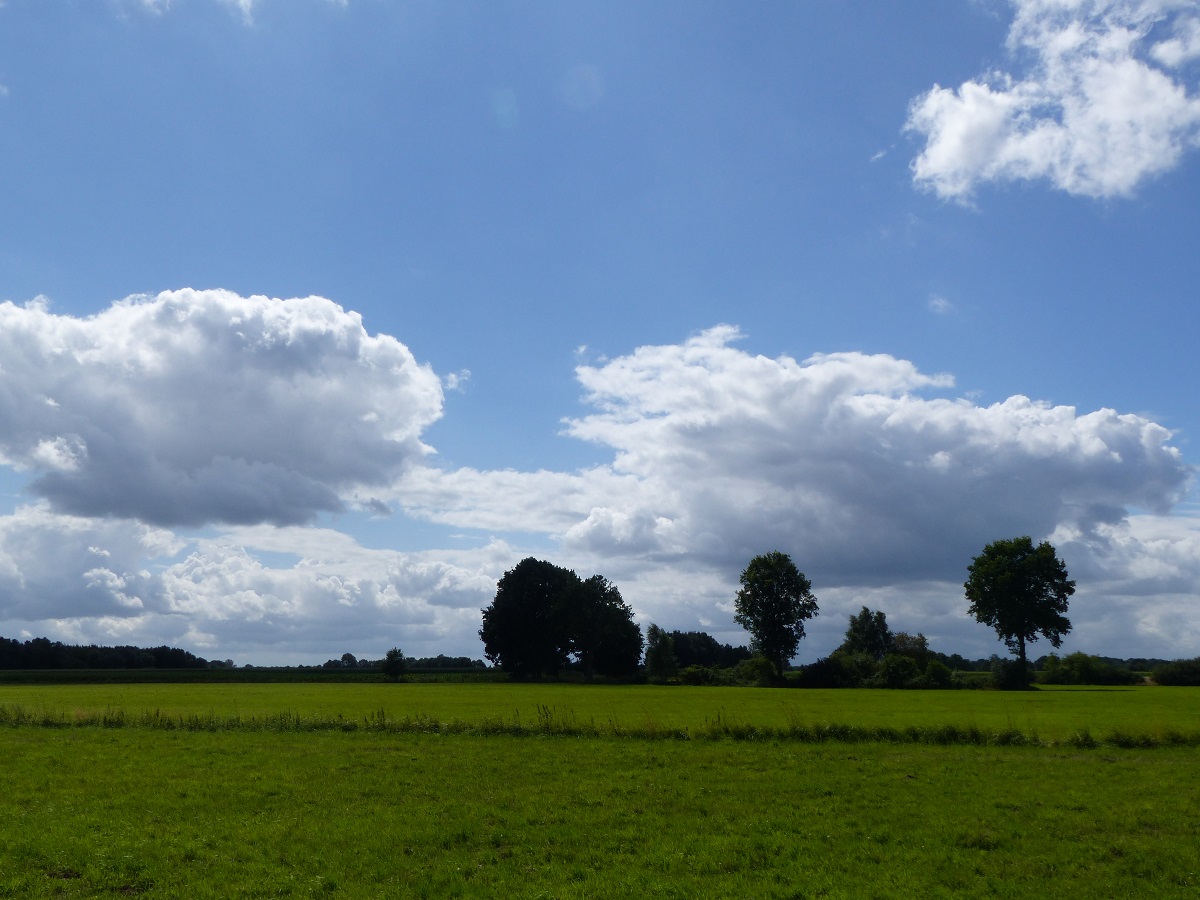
left=839, top=607, right=894, bottom=661
left=644, top=624, right=678, bottom=680
left=965, top=536, right=1075, bottom=682
left=381, top=647, right=407, bottom=680
left=668, top=631, right=751, bottom=669
left=479, top=558, right=642, bottom=679
left=733, top=551, right=818, bottom=677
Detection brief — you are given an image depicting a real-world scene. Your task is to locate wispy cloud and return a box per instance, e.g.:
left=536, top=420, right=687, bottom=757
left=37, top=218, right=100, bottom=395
left=906, top=0, right=1200, bottom=201
left=928, top=294, right=954, bottom=314
left=443, top=370, right=471, bottom=393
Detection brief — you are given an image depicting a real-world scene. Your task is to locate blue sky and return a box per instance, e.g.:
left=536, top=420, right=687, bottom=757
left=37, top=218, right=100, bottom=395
left=1, top=0, right=1198, bottom=665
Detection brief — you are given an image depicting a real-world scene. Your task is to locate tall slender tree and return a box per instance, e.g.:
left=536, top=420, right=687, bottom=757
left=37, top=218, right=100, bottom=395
left=734, top=551, right=818, bottom=677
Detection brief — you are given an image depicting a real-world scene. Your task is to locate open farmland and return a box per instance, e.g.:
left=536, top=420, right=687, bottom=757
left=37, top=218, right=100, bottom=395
left=2, top=684, right=1199, bottom=897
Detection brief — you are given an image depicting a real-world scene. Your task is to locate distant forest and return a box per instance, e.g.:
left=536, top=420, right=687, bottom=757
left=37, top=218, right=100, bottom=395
left=0, top=636, right=211, bottom=670
left=0, top=631, right=1176, bottom=680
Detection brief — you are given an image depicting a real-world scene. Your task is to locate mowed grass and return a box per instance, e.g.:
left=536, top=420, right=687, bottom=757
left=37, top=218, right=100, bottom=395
left=2, top=681, right=1199, bottom=742
left=2, top=728, right=1199, bottom=899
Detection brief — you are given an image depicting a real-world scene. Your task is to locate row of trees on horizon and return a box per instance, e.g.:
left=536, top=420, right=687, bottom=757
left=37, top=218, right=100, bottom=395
left=477, top=539, right=1196, bottom=689
left=5, top=536, right=1197, bottom=687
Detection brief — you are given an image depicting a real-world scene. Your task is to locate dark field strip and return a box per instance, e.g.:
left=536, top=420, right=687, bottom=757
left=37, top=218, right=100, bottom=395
left=2, top=729, right=1198, bottom=898
left=3, top=702, right=1198, bottom=750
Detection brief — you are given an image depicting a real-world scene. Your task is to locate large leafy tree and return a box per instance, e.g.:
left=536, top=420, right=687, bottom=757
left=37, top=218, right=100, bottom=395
left=568, top=575, right=644, bottom=679
left=965, top=536, right=1075, bottom=679
left=479, top=559, right=642, bottom=679
left=734, top=551, right=818, bottom=677
left=480, top=558, right=578, bottom=678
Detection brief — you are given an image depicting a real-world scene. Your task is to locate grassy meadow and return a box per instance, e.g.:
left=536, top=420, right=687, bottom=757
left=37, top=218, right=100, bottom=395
left=3, top=682, right=1199, bottom=897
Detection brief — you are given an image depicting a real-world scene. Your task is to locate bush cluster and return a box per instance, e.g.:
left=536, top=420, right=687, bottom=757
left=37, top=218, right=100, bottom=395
left=1037, top=652, right=1139, bottom=686
left=1151, top=657, right=1200, bottom=686
left=789, top=651, right=961, bottom=689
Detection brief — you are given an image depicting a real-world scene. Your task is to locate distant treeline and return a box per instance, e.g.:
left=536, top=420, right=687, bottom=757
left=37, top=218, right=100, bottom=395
left=316, top=653, right=487, bottom=671
left=668, top=631, right=753, bottom=669
left=0, top=636, right=210, bottom=670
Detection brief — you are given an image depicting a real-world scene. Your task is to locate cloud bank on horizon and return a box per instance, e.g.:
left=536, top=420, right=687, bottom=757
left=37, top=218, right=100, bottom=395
left=0, top=292, right=1196, bottom=662
left=907, top=0, right=1200, bottom=200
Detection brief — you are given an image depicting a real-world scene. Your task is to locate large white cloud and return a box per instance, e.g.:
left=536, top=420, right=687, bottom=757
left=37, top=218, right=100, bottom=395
left=400, top=326, right=1189, bottom=584
left=387, top=325, right=1199, bottom=659
left=906, top=0, right=1200, bottom=200
left=0, top=290, right=443, bottom=526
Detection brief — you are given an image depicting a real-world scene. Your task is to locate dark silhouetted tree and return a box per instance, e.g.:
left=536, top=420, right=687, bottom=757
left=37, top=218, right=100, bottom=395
left=965, top=536, right=1074, bottom=686
left=668, top=631, right=750, bottom=668
left=480, top=558, right=577, bottom=678
left=839, top=607, right=893, bottom=661
left=733, top=551, right=818, bottom=678
left=381, top=647, right=407, bottom=680
left=569, top=575, right=644, bottom=679
left=479, top=559, right=642, bottom=678
left=890, top=632, right=931, bottom=671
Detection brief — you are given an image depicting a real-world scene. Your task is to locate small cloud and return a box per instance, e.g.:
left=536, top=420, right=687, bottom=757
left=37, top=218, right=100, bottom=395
left=443, top=369, right=471, bottom=393
left=906, top=0, right=1200, bottom=201
left=928, top=295, right=954, bottom=315
left=491, top=89, right=519, bottom=130
left=364, top=498, right=391, bottom=517
left=561, top=64, right=605, bottom=110
left=870, top=148, right=889, bottom=163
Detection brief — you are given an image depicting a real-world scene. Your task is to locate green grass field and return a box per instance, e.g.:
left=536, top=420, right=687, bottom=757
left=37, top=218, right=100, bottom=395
left=3, top=683, right=1199, bottom=897
left=2, top=681, right=1198, bottom=743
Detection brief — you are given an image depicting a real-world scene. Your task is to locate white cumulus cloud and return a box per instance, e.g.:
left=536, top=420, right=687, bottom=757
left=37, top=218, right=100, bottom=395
left=907, top=0, right=1200, bottom=200
left=0, top=290, right=444, bottom=526
left=400, top=326, right=1188, bottom=588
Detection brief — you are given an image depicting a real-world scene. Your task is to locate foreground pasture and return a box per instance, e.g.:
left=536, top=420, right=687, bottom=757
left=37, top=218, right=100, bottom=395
left=2, top=728, right=1198, bottom=898
left=2, top=684, right=1199, bottom=897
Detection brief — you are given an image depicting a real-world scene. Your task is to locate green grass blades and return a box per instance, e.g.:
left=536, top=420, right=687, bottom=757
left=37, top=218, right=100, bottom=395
left=1, top=729, right=1197, bottom=898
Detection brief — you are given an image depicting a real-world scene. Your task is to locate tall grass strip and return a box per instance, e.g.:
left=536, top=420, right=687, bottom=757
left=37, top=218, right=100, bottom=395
left=3, top=701, right=1198, bottom=749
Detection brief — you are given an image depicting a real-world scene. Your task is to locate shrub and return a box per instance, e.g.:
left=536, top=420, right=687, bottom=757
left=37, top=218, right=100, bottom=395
left=1037, top=652, right=1137, bottom=686
left=990, top=656, right=1033, bottom=690
left=923, top=659, right=954, bottom=689
left=678, top=665, right=716, bottom=686
left=870, top=654, right=922, bottom=689
left=733, top=656, right=779, bottom=687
